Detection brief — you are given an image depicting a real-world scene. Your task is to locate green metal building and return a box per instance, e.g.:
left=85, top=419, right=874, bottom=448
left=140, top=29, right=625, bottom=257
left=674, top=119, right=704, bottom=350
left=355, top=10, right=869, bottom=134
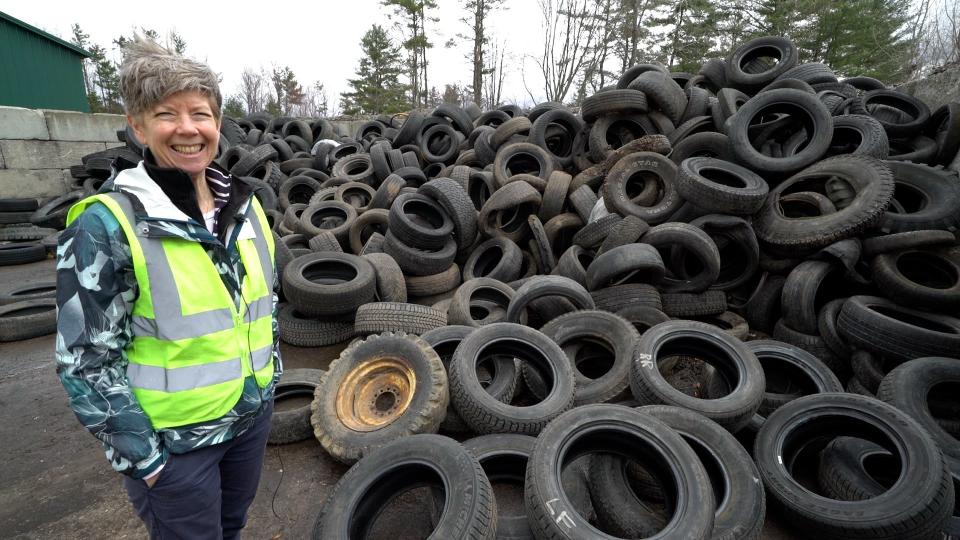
left=0, top=11, right=91, bottom=112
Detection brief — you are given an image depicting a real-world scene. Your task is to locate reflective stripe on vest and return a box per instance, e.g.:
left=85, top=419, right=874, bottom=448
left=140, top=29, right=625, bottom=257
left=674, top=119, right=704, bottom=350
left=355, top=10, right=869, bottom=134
left=66, top=192, right=276, bottom=429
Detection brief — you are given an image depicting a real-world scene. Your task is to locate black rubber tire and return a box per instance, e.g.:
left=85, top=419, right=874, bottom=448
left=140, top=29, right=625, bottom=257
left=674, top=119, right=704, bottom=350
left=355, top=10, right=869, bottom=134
left=780, top=260, right=846, bottom=335
left=584, top=243, right=664, bottom=291
left=0, top=198, right=39, bottom=212
left=747, top=339, right=844, bottom=426
left=755, top=155, right=895, bottom=251
left=827, top=114, right=890, bottom=159
left=310, top=333, right=448, bottom=463
left=447, top=277, right=515, bottom=328
left=0, top=225, right=56, bottom=242
left=602, top=151, right=683, bottom=224
left=878, top=357, right=960, bottom=465
left=387, top=192, right=454, bottom=251
left=862, top=230, right=957, bottom=257
left=669, top=131, right=735, bottom=165
left=298, top=201, right=357, bottom=246
left=459, top=434, right=537, bottom=538
left=550, top=244, right=593, bottom=287
left=754, top=393, right=954, bottom=540
left=525, top=404, right=715, bottom=539
left=590, top=283, right=663, bottom=313
left=631, top=320, right=765, bottom=432
left=817, top=436, right=898, bottom=501
left=230, top=144, right=278, bottom=177
left=30, top=191, right=84, bottom=230
left=676, top=157, right=769, bottom=215
left=580, top=89, right=649, bottom=123
left=269, top=368, right=326, bottom=445
left=312, top=434, right=495, bottom=539
left=505, top=275, right=595, bottom=324
left=643, top=222, right=721, bottom=293
left=463, top=236, right=523, bottom=282
left=307, top=230, right=343, bottom=253
left=277, top=304, right=354, bottom=347
left=838, top=295, right=960, bottom=362
left=540, top=310, right=640, bottom=406
left=661, top=290, right=729, bottom=318
left=477, top=181, right=542, bottom=244
left=872, top=248, right=960, bottom=311
left=0, top=298, right=57, bottom=341
left=0, top=243, right=47, bottom=266
left=282, top=252, right=376, bottom=317
left=353, top=302, right=447, bottom=336
left=729, top=89, right=833, bottom=175
left=627, top=70, right=688, bottom=125
left=567, top=184, right=598, bottom=224
left=419, top=177, right=478, bottom=250
left=538, top=171, right=573, bottom=222
left=818, top=298, right=852, bottom=360
left=571, top=214, right=621, bottom=249
left=863, top=89, right=931, bottom=139
left=725, top=35, right=800, bottom=91
left=0, top=280, right=56, bottom=306
left=686, top=214, right=760, bottom=291
left=382, top=231, right=457, bottom=277
left=615, top=305, right=671, bottom=335
left=878, top=161, right=960, bottom=233
left=596, top=215, right=649, bottom=255
left=360, top=253, right=407, bottom=303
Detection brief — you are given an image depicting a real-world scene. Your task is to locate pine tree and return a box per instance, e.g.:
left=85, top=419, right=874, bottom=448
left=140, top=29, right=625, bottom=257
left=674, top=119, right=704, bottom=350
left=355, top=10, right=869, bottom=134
left=460, top=0, right=506, bottom=106
left=223, top=95, right=246, bottom=118
left=654, top=0, right=726, bottom=72
left=340, top=25, right=410, bottom=115
left=382, top=0, right=438, bottom=108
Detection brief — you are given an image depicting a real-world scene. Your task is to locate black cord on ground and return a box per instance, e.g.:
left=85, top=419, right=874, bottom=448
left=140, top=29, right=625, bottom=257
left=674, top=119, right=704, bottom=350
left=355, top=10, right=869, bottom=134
left=271, top=446, right=284, bottom=520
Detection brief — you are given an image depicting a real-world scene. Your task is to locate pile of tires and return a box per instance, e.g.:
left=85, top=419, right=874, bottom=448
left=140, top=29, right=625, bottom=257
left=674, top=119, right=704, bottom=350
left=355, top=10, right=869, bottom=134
left=30, top=32, right=960, bottom=537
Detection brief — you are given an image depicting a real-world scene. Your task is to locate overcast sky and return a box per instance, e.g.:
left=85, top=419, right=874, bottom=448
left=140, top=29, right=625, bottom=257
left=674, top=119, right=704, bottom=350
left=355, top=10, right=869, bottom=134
left=2, top=1, right=551, bottom=112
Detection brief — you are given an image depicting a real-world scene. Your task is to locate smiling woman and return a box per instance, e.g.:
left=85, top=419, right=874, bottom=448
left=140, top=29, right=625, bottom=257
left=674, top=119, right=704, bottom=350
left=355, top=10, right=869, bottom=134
left=53, top=35, right=281, bottom=540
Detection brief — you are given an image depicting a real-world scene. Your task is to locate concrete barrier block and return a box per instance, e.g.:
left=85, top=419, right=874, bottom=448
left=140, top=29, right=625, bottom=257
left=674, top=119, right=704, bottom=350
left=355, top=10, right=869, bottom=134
left=0, top=169, right=72, bottom=199
left=44, top=110, right=126, bottom=142
left=0, top=140, right=106, bottom=169
left=0, top=106, right=50, bottom=140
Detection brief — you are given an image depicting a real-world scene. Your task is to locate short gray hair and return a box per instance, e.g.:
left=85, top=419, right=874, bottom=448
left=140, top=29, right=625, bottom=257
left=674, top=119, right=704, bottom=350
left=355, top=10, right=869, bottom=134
left=119, top=35, right=222, bottom=120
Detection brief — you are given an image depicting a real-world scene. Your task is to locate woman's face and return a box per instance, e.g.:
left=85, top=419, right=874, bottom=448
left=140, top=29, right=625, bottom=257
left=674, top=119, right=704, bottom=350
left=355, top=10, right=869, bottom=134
left=129, top=90, right=220, bottom=180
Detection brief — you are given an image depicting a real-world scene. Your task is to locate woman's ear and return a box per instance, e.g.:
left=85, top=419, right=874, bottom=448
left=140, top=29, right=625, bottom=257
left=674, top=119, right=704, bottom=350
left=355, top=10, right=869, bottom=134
left=126, top=114, right=146, bottom=146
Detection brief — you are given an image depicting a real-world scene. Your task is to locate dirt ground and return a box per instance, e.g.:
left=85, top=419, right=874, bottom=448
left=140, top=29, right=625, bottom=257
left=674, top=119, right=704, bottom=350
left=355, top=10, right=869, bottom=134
left=0, top=256, right=797, bottom=539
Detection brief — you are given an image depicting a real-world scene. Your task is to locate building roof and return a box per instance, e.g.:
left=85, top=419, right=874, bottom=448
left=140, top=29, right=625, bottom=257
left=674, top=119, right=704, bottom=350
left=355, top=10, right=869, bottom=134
left=0, top=10, right=91, bottom=58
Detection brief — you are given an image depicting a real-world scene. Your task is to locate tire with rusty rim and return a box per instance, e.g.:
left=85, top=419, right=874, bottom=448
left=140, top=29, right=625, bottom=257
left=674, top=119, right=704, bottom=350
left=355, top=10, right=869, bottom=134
left=311, top=332, right=448, bottom=463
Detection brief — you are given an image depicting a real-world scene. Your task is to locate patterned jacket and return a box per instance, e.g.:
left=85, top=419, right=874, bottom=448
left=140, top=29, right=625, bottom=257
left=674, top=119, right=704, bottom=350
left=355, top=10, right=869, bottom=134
left=55, top=151, right=282, bottom=479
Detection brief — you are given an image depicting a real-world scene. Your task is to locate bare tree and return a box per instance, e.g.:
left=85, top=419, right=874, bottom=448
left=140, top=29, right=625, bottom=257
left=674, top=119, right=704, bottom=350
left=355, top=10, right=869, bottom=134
left=530, top=0, right=603, bottom=103
left=484, top=39, right=509, bottom=107
left=460, top=0, right=506, bottom=105
left=239, top=68, right=266, bottom=114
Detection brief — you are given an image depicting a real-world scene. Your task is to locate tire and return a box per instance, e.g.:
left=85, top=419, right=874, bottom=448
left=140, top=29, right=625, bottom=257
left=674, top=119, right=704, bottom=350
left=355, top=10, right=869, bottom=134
left=447, top=278, right=515, bottom=328
left=754, top=393, right=954, bottom=540
left=779, top=260, right=846, bottom=335
left=878, top=357, right=960, bottom=464
left=631, top=320, right=764, bottom=431
left=404, top=263, right=460, bottom=299
left=861, top=229, right=957, bottom=257
left=505, top=276, right=594, bottom=325
left=419, top=177, right=479, bottom=250
left=0, top=280, right=56, bottom=306
left=550, top=244, right=593, bottom=287
left=872, top=248, right=960, bottom=311
left=382, top=231, right=457, bottom=277
left=729, top=89, right=833, bottom=175
left=602, top=151, right=683, bottom=224
left=863, top=89, right=931, bottom=139
left=741, top=273, right=785, bottom=334
left=388, top=192, right=454, bottom=250
left=590, top=283, right=662, bottom=313
left=353, top=302, right=447, bottom=336
left=460, top=434, right=537, bottom=538
left=596, top=215, right=649, bottom=256
left=584, top=243, right=664, bottom=291
left=746, top=339, right=844, bottom=427
left=0, top=243, right=47, bottom=266
left=669, top=131, right=735, bottom=165
left=571, top=214, right=621, bottom=249
left=643, top=222, right=721, bottom=293
left=828, top=114, right=890, bottom=159
left=661, top=290, right=728, bottom=317
left=529, top=108, right=582, bottom=169
left=277, top=304, right=354, bottom=347
left=477, top=181, right=542, bottom=244
left=626, top=70, right=688, bottom=125
left=755, top=155, right=895, bottom=251
left=725, top=36, right=799, bottom=91
left=686, top=214, right=760, bottom=291
left=0, top=198, right=39, bottom=212
left=282, top=252, right=376, bottom=317
left=525, top=404, right=715, bottom=539
left=449, top=323, right=575, bottom=435
left=877, top=161, right=960, bottom=233
left=0, top=298, right=57, bottom=341
left=230, top=144, right=278, bottom=177
left=361, top=252, right=407, bottom=303
left=269, top=368, right=325, bottom=445
left=311, top=333, right=448, bottom=463
left=30, top=191, right=84, bottom=230
left=580, top=89, right=649, bottom=123
left=0, top=225, right=56, bottom=242
left=676, top=157, right=769, bottom=215
left=615, top=305, right=671, bottom=334
left=312, top=434, right=496, bottom=539
left=818, top=298, right=852, bottom=359
left=817, top=436, right=898, bottom=501
left=540, top=310, right=640, bottom=406
left=838, top=295, right=960, bottom=362
left=462, top=236, right=523, bottom=282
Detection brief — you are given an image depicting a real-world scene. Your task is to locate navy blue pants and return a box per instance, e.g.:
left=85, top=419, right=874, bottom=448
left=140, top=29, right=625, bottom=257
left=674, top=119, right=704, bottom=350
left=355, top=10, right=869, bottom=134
left=124, top=404, right=272, bottom=540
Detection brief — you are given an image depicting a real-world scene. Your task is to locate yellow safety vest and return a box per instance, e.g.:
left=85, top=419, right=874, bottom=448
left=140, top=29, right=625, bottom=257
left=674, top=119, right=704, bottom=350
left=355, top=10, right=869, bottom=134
left=66, top=193, right=276, bottom=429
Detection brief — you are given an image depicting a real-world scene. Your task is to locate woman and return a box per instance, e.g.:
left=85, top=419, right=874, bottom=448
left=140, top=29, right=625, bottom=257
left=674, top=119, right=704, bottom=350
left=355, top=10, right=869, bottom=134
left=55, top=36, right=281, bottom=539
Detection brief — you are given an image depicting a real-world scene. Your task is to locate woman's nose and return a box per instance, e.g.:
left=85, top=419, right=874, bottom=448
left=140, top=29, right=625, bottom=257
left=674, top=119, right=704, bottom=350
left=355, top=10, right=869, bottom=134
left=176, top=114, right=200, bottom=134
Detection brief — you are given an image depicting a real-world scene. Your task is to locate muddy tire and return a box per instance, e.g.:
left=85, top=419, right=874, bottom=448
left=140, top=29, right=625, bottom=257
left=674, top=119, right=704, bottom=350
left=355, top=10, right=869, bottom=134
left=269, top=368, right=326, bottom=445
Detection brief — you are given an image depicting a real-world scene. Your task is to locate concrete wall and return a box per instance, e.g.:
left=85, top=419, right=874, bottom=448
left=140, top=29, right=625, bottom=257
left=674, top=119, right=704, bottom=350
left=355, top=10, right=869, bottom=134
left=898, top=67, right=960, bottom=113
left=0, top=106, right=125, bottom=199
